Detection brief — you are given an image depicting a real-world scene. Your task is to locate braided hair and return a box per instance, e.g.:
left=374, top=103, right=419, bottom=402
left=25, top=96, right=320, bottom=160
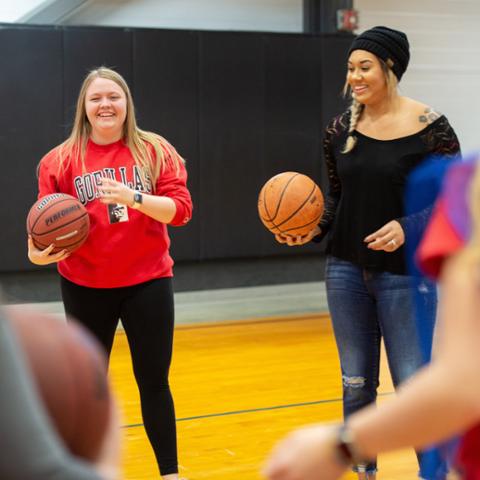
left=342, top=58, right=398, bottom=154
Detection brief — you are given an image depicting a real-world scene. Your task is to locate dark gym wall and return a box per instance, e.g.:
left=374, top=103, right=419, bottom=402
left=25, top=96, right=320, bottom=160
left=0, top=23, right=352, bottom=272
left=0, top=26, right=63, bottom=271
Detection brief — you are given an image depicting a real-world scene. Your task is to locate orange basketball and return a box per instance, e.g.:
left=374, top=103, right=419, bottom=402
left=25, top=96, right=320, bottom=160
left=26, top=193, right=90, bottom=254
left=258, top=171, right=324, bottom=236
left=6, top=306, right=111, bottom=460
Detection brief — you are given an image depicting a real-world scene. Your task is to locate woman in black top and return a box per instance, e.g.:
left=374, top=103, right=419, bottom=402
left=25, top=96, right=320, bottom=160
left=275, top=26, right=460, bottom=480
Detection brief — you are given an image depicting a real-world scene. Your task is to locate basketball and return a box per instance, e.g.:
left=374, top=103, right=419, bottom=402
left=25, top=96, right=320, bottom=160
left=6, top=306, right=111, bottom=460
left=258, top=171, right=324, bottom=236
left=26, top=193, right=90, bottom=254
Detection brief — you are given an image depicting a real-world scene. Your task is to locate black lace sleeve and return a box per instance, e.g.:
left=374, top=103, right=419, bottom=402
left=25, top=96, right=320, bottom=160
left=312, top=112, right=349, bottom=244
left=397, top=115, right=461, bottom=239
left=419, top=115, right=461, bottom=159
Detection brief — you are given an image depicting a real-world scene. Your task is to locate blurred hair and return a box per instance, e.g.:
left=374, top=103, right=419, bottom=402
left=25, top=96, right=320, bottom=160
left=461, top=163, right=480, bottom=264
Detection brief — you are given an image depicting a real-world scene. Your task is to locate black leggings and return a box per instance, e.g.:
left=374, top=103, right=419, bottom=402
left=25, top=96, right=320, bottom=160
left=61, top=276, right=178, bottom=476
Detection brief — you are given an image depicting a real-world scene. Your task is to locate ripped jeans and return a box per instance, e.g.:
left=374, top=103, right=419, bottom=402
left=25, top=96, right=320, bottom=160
left=326, top=256, right=445, bottom=479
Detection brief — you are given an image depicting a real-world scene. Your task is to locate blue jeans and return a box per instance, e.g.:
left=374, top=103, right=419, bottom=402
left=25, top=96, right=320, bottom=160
left=325, top=256, right=445, bottom=479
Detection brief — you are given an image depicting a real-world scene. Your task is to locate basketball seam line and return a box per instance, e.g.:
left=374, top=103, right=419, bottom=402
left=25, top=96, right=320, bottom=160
left=31, top=212, right=89, bottom=237
left=279, top=212, right=323, bottom=233
left=34, top=231, right=89, bottom=250
left=263, top=182, right=319, bottom=234
left=266, top=173, right=300, bottom=222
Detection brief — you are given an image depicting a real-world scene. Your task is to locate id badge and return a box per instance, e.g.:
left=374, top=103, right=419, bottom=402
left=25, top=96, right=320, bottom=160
left=108, top=203, right=129, bottom=224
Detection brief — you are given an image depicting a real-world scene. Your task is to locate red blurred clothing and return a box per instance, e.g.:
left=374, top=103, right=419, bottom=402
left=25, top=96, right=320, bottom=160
left=38, top=139, right=192, bottom=288
left=416, top=198, right=463, bottom=278
left=457, top=425, right=480, bottom=480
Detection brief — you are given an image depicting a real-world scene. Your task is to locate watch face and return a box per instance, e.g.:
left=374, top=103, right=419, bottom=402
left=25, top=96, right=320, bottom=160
left=134, top=192, right=143, bottom=203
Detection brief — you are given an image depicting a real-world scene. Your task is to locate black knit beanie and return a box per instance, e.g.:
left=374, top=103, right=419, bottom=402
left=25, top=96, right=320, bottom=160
left=348, top=26, right=410, bottom=81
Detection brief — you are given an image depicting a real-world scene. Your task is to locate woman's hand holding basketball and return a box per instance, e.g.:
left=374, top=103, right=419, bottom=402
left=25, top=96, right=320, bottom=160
left=364, top=220, right=404, bottom=252
left=27, top=236, right=70, bottom=265
left=98, top=178, right=135, bottom=207
left=275, top=226, right=321, bottom=246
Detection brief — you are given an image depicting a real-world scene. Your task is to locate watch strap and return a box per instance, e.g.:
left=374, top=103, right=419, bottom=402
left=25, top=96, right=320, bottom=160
left=333, top=424, right=364, bottom=466
left=131, top=191, right=143, bottom=209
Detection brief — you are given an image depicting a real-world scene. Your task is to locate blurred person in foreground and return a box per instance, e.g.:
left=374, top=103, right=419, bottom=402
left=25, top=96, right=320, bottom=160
left=0, top=307, right=121, bottom=479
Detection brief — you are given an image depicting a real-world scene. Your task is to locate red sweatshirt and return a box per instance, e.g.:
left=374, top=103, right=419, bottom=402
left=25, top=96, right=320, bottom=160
left=38, top=139, right=192, bottom=288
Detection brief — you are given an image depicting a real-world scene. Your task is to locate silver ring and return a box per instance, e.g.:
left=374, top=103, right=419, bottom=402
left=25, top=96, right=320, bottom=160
left=389, top=239, right=397, bottom=247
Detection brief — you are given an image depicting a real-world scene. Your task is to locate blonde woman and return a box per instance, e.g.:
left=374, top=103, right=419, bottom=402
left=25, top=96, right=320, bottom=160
left=265, top=157, right=480, bottom=480
left=275, top=26, right=460, bottom=479
left=28, top=67, right=192, bottom=480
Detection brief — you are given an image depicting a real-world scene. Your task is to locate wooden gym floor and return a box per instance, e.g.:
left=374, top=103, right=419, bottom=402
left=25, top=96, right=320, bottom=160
left=110, top=312, right=419, bottom=479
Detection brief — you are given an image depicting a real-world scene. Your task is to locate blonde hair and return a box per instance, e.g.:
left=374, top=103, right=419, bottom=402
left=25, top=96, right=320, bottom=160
left=55, top=67, right=183, bottom=187
left=342, top=58, right=399, bottom=153
left=460, top=163, right=480, bottom=264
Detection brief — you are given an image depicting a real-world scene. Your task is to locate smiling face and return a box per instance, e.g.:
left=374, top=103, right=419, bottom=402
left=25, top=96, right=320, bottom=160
left=347, top=50, right=388, bottom=105
left=84, top=77, right=127, bottom=142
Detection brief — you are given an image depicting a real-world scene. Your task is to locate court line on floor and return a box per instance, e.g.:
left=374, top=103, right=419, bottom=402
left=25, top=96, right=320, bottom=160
left=174, top=312, right=330, bottom=330
left=122, top=392, right=393, bottom=429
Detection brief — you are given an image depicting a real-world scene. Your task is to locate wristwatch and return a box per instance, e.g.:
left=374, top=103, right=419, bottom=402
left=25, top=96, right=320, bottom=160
left=131, top=191, right=143, bottom=209
left=333, top=425, right=363, bottom=466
